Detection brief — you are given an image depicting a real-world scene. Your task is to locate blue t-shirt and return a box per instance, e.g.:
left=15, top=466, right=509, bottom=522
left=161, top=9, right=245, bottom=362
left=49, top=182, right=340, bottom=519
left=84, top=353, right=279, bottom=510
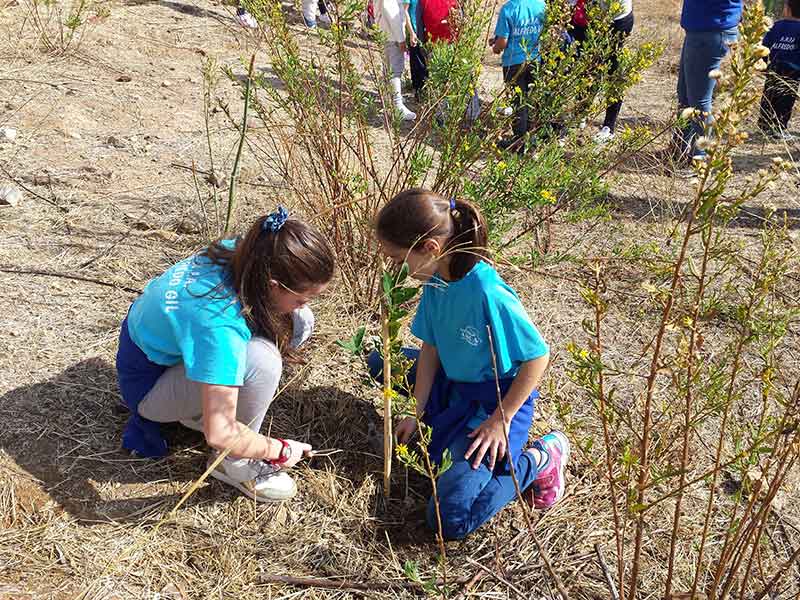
left=764, top=19, right=800, bottom=72
left=411, top=261, right=549, bottom=428
left=127, top=240, right=252, bottom=386
left=494, top=0, right=546, bottom=67
left=680, top=0, right=742, bottom=32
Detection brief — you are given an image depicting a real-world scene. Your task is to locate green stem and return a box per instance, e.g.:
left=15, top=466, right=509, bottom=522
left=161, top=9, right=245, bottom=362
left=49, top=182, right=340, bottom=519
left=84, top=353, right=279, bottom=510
left=224, top=54, right=255, bottom=236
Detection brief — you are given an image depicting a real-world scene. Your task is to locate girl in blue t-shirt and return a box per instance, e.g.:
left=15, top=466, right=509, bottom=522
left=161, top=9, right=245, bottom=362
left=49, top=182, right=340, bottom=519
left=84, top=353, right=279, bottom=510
left=373, top=189, right=569, bottom=540
left=116, top=208, right=334, bottom=503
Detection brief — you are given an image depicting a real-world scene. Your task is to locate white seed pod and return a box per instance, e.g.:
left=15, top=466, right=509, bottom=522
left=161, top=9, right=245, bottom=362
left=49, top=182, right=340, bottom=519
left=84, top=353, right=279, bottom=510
left=754, top=44, right=770, bottom=58
left=708, top=69, right=723, bottom=80
left=680, top=107, right=697, bottom=120
left=754, top=60, right=768, bottom=71
left=695, top=136, right=711, bottom=151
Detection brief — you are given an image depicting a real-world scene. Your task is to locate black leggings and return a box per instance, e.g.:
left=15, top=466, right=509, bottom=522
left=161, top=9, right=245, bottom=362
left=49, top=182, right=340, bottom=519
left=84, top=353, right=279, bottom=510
left=758, top=64, right=800, bottom=134
left=571, top=11, right=634, bottom=131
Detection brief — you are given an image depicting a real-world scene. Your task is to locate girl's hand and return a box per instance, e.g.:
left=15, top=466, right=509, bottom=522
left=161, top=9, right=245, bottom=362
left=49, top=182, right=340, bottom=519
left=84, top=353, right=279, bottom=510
left=465, top=414, right=508, bottom=470
left=396, top=416, right=417, bottom=444
left=409, top=33, right=419, bottom=47
left=283, top=439, right=312, bottom=469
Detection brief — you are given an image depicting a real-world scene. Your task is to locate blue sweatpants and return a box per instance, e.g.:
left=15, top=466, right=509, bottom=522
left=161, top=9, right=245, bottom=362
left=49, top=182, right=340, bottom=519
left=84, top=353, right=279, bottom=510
left=368, top=349, right=539, bottom=539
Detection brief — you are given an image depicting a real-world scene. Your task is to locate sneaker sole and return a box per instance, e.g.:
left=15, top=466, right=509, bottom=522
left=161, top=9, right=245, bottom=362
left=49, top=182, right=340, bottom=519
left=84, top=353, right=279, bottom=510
left=210, top=467, right=297, bottom=503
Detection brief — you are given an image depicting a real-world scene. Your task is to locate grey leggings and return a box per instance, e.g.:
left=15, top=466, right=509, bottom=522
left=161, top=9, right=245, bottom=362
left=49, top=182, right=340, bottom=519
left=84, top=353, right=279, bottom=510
left=137, top=307, right=314, bottom=434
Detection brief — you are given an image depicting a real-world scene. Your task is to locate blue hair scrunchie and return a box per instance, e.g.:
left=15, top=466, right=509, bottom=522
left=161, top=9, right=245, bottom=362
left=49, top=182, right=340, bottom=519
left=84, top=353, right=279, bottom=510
left=449, top=198, right=456, bottom=210
left=262, top=205, right=289, bottom=233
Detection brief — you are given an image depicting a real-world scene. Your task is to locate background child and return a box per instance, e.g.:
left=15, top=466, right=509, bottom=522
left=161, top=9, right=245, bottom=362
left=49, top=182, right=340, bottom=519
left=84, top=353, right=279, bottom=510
left=758, top=0, right=800, bottom=140
left=569, top=0, right=635, bottom=143
left=377, top=0, right=417, bottom=120
left=407, top=0, right=428, bottom=99
left=373, top=189, right=569, bottom=540
left=421, top=0, right=482, bottom=123
left=116, top=208, right=334, bottom=503
left=492, top=0, right=547, bottom=148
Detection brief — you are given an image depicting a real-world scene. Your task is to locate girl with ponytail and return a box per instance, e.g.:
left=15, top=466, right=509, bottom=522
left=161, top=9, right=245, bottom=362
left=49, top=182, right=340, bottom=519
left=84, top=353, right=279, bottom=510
left=116, top=207, right=334, bottom=503
left=374, top=188, right=568, bottom=539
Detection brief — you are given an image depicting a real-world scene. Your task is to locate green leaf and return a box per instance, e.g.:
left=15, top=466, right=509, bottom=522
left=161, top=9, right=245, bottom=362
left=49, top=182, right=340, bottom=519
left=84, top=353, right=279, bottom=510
left=391, top=285, right=419, bottom=305
left=336, top=326, right=366, bottom=355
left=381, top=270, right=394, bottom=301
left=397, top=261, right=410, bottom=283
left=403, top=560, right=421, bottom=583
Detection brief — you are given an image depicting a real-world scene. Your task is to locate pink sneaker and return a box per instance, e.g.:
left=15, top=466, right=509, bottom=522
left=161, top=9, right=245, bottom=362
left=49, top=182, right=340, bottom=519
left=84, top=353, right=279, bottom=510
left=525, top=430, right=570, bottom=509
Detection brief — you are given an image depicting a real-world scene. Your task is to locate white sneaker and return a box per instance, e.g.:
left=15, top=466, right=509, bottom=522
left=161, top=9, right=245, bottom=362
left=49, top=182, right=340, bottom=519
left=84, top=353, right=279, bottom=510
left=397, top=104, right=416, bottom=121
left=593, top=126, right=614, bottom=144
left=235, top=8, right=258, bottom=28
left=210, top=455, right=297, bottom=502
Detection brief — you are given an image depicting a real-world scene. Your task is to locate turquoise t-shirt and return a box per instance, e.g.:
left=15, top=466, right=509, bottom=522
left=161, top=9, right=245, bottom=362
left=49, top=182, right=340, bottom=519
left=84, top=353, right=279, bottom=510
left=494, top=0, right=546, bottom=67
left=411, top=261, right=549, bottom=428
left=127, top=240, right=252, bottom=386
left=408, top=0, right=418, bottom=33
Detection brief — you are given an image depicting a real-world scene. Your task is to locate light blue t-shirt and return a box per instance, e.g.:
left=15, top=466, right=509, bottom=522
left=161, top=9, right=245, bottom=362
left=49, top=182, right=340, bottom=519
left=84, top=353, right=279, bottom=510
left=494, top=0, right=546, bottom=67
left=127, top=240, right=252, bottom=386
left=411, top=261, right=549, bottom=428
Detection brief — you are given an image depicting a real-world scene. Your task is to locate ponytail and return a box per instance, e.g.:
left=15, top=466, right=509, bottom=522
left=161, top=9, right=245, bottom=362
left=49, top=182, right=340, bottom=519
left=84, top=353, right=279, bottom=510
left=446, top=198, right=488, bottom=279
left=375, top=188, right=489, bottom=280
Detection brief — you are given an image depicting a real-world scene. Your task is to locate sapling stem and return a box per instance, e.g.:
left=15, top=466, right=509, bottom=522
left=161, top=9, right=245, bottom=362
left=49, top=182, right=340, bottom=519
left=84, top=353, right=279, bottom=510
left=485, top=324, right=569, bottom=600
left=224, top=53, right=255, bottom=236
left=381, top=302, right=392, bottom=497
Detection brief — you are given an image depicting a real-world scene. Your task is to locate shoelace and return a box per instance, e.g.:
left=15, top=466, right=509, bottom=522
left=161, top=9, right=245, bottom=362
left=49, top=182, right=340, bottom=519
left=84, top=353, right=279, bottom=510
left=249, top=459, right=281, bottom=483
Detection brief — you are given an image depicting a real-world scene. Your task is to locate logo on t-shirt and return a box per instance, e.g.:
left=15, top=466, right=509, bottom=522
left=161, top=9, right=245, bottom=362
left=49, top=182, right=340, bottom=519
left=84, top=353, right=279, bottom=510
left=459, top=325, right=482, bottom=347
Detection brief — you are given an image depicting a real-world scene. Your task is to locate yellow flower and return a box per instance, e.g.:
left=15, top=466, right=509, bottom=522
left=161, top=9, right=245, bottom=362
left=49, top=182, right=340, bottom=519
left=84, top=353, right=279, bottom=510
left=540, top=189, right=556, bottom=204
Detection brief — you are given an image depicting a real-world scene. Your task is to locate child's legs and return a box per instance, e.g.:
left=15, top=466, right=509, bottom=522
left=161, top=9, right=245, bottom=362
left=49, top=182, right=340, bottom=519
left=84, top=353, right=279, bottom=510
left=759, top=73, right=784, bottom=132
left=138, top=337, right=282, bottom=434
left=679, top=28, right=738, bottom=148
left=768, top=71, right=800, bottom=130
left=426, top=431, right=538, bottom=540
left=502, top=63, right=532, bottom=138
left=409, top=45, right=428, bottom=93
left=385, top=42, right=405, bottom=80
left=302, top=0, right=318, bottom=23
left=602, top=13, right=634, bottom=131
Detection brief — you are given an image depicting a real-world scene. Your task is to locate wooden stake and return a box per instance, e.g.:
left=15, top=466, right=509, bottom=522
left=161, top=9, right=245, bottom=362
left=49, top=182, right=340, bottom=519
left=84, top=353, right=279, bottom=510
left=382, top=303, right=392, bottom=497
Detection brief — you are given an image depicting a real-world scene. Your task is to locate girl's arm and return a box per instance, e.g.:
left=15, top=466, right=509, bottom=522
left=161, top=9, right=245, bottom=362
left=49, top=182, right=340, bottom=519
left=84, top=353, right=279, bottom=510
left=465, top=353, right=549, bottom=469
left=403, top=3, right=418, bottom=46
left=201, top=384, right=310, bottom=466
left=396, top=342, right=439, bottom=443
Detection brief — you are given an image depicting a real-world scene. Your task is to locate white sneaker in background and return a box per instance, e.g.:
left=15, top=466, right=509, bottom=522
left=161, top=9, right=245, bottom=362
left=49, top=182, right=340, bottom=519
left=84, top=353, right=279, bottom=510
left=210, top=455, right=297, bottom=502
left=396, top=104, right=417, bottom=121
left=235, top=8, right=258, bottom=28
left=593, top=126, right=614, bottom=144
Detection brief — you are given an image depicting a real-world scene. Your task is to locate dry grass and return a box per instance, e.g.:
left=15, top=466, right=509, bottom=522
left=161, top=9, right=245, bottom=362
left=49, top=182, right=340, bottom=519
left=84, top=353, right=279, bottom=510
left=2, top=0, right=800, bottom=598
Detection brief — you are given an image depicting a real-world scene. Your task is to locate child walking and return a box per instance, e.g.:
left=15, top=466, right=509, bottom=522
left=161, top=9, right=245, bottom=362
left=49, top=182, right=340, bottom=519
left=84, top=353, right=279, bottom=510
left=758, top=0, right=800, bottom=140
left=373, top=189, right=569, bottom=540
left=492, top=0, right=547, bottom=148
left=377, top=0, right=417, bottom=120
left=569, top=0, right=635, bottom=143
left=116, top=208, right=335, bottom=502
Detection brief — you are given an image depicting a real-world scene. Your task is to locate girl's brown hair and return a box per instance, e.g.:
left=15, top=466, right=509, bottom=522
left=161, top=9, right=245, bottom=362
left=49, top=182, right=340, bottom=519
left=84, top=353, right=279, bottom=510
left=375, top=188, right=489, bottom=279
left=201, top=215, right=334, bottom=354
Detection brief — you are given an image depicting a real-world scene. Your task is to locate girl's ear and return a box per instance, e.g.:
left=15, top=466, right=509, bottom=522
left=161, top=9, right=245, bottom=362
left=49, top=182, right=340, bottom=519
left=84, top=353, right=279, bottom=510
left=421, top=238, right=442, bottom=256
